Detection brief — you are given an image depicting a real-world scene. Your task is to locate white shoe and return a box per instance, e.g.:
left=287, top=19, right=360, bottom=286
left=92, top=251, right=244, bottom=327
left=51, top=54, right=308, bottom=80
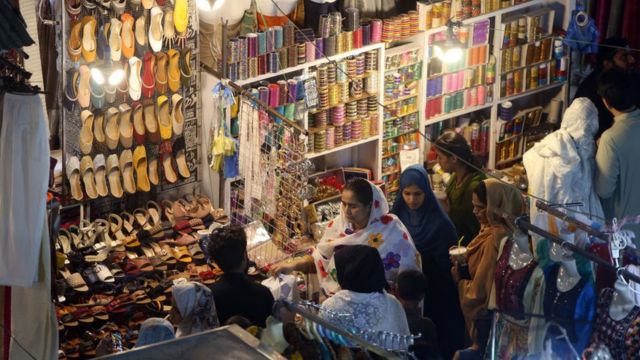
left=109, top=18, right=122, bottom=62
left=149, top=6, right=164, bottom=53
left=128, top=56, right=142, bottom=101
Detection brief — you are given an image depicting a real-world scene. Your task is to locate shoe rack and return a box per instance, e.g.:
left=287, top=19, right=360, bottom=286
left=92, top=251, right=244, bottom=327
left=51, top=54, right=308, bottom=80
left=60, top=0, right=201, bottom=206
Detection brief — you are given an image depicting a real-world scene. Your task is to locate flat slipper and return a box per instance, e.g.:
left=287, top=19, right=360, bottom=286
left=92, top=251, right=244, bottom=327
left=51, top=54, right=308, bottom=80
left=106, top=154, right=124, bottom=198
left=77, top=65, right=91, bottom=108
left=121, top=13, right=135, bottom=59
left=105, top=107, right=120, bottom=150
left=79, top=109, right=94, bottom=155
left=68, top=21, right=82, bottom=62
left=143, top=99, right=161, bottom=143
left=179, top=48, right=192, bottom=87
left=160, top=140, right=178, bottom=183
left=134, top=15, right=147, bottom=58
left=60, top=268, right=90, bottom=292
left=94, top=154, right=109, bottom=198
left=94, top=264, right=115, bottom=283
left=119, top=150, right=136, bottom=194
left=167, top=49, right=180, bottom=92
left=109, top=17, right=122, bottom=62
left=81, top=16, right=97, bottom=63
left=142, top=51, right=156, bottom=99
left=128, top=56, right=142, bottom=101
left=80, top=156, right=99, bottom=199
left=174, top=246, right=192, bottom=263
left=163, top=9, right=175, bottom=48
left=133, top=145, right=151, bottom=192
left=93, top=110, right=106, bottom=147
left=66, top=156, right=84, bottom=201
left=132, top=101, right=146, bottom=145
left=149, top=6, right=164, bottom=52
left=171, top=93, right=184, bottom=136
left=156, top=52, right=168, bottom=94
left=118, top=103, right=133, bottom=148
left=173, top=137, right=191, bottom=179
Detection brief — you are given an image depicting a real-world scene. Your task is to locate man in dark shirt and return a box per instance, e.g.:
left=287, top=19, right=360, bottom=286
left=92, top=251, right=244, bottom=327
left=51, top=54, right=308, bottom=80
left=207, top=225, right=274, bottom=327
left=396, top=270, right=439, bottom=359
left=573, top=37, right=636, bottom=138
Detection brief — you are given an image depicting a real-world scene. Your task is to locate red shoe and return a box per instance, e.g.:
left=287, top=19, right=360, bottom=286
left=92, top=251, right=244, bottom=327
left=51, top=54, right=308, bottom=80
left=142, top=51, right=156, bottom=99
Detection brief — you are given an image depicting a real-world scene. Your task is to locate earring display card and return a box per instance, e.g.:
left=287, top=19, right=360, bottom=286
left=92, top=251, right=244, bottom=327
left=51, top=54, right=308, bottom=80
left=61, top=0, right=200, bottom=204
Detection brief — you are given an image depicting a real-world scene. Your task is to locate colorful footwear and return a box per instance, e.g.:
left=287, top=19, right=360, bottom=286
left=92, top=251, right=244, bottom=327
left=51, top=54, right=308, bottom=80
left=142, top=51, right=156, bottom=99
left=157, top=95, right=171, bottom=140
left=149, top=155, right=159, bottom=186
left=118, top=103, right=133, bottom=148
left=66, top=0, right=82, bottom=21
left=167, top=49, right=180, bottom=92
left=149, top=6, right=164, bottom=52
left=109, top=18, right=122, bottom=62
left=133, top=145, right=151, bottom=192
left=171, top=94, right=184, bottom=136
left=81, top=16, right=97, bottom=63
left=119, top=150, right=136, bottom=194
left=97, top=22, right=110, bottom=62
left=128, top=56, right=142, bottom=101
left=105, top=107, right=120, bottom=150
left=79, top=109, right=94, bottom=155
left=173, top=0, right=188, bottom=34
left=64, top=68, right=79, bottom=111
left=121, top=13, right=135, bottom=59
left=155, top=52, right=168, bottom=94
left=134, top=15, right=147, bottom=56
left=163, top=10, right=175, bottom=48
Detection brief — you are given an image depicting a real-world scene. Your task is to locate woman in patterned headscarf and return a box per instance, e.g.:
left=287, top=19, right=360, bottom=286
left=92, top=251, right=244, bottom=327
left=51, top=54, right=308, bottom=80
left=170, top=282, right=220, bottom=337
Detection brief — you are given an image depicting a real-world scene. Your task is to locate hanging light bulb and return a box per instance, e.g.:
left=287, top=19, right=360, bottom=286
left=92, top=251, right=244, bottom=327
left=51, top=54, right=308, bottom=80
left=90, top=67, right=105, bottom=85
left=108, top=68, right=125, bottom=86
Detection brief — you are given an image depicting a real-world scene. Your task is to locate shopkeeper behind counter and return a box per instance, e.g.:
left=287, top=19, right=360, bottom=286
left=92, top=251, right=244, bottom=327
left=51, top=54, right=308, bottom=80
left=272, top=178, right=420, bottom=296
left=434, top=130, right=486, bottom=247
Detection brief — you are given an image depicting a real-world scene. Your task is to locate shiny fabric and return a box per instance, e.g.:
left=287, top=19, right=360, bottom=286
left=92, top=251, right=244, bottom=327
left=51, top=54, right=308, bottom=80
left=172, top=282, right=220, bottom=337
left=590, top=288, right=640, bottom=360
left=312, top=180, right=420, bottom=296
left=494, top=240, right=537, bottom=318
left=542, top=263, right=596, bottom=355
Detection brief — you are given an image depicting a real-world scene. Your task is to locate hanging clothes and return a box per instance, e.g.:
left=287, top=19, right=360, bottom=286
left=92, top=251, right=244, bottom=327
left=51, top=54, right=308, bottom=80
left=341, top=0, right=396, bottom=19
left=0, top=93, right=50, bottom=286
left=541, top=263, right=596, bottom=356
left=564, top=5, right=599, bottom=53
left=590, top=288, right=640, bottom=360
left=523, top=97, right=604, bottom=232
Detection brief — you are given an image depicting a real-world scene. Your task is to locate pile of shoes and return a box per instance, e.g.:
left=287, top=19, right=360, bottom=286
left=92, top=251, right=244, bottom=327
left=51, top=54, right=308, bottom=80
left=55, top=194, right=229, bottom=358
left=63, top=0, right=194, bottom=201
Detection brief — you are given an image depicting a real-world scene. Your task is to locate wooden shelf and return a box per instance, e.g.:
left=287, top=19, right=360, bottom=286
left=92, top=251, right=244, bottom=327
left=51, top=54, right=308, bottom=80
left=305, top=136, right=378, bottom=159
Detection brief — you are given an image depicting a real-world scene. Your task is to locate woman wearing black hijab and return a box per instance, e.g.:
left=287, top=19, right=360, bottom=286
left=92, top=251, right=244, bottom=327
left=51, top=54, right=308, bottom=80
left=320, top=245, right=410, bottom=336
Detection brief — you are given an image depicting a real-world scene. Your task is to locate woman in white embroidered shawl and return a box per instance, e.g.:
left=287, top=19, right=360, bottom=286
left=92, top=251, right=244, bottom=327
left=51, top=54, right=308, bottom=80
left=272, top=178, right=420, bottom=296
left=523, top=97, right=604, bottom=230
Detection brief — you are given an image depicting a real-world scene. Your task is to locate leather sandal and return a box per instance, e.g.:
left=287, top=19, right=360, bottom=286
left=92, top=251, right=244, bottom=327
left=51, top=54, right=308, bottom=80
left=105, top=107, right=120, bottom=150
left=155, top=52, right=168, bottom=94
left=118, top=103, right=133, bottom=148
left=134, top=15, right=147, bottom=57
left=160, top=140, right=178, bottom=183
left=60, top=268, right=90, bottom=292
left=79, top=109, right=94, bottom=155
left=173, top=137, right=191, bottom=178
left=142, top=51, right=156, bottom=99
left=117, top=62, right=129, bottom=101
left=143, top=99, right=161, bottom=143
left=133, top=145, right=151, bottom=192
left=81, top=155, right=99, bottom=199
left=174, top=246, right=192, bottom=263
left=119, top=150, right=136, bottom=194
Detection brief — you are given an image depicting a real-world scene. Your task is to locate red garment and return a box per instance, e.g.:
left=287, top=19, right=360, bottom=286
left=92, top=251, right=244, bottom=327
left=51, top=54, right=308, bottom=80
left=590, top=288, right=640, bottom=360
left=588, top=243, right=639, bottom=295
left=494, top=239, right=537, bottom=319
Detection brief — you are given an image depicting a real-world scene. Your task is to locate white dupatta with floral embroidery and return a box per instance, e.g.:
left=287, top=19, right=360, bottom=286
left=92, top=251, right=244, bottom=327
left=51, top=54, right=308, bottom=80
left=312, top=181, right=420, bottom=296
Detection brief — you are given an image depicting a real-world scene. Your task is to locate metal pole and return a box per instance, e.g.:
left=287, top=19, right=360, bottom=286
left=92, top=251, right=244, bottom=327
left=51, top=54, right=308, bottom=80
left=535, top=201, right=609, bottom=240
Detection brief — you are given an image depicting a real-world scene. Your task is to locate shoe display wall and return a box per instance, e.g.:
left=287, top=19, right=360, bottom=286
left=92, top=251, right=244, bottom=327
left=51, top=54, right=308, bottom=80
left=62, top=0, right=199, bottom=202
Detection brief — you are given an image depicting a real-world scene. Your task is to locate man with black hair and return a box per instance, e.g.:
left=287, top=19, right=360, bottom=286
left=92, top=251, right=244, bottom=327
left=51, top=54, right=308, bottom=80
left=595, top=68, right=640, bottom=244
left=206, top=225, right=274, bottom=327
left=395, top=270, right=439, bottom=359
left=573, top=37, right=636, bottom=138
